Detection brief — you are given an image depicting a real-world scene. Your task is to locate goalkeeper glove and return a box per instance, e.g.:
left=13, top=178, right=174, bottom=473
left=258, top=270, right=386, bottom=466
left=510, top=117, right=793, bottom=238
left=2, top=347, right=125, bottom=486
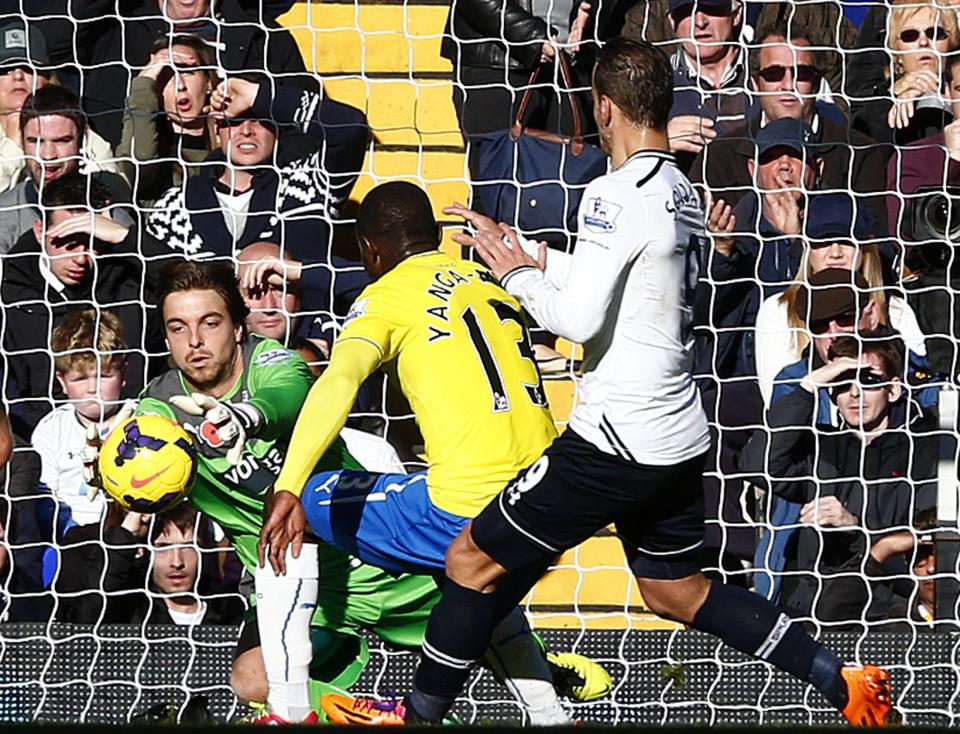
left=82, top=404, right=136, bottom=500
left=169, top=392, right=262, bottom=466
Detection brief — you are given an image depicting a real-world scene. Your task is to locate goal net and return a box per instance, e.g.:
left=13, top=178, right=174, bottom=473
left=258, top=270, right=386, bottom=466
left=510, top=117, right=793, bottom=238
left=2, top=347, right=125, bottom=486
left=0, top=0, right=958, bottom=726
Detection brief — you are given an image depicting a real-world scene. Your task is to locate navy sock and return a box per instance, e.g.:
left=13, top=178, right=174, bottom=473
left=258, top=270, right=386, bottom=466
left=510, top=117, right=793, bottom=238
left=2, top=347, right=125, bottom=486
left=692, top=582, right=848, bottom=710
left=408, top=578, right=500, bottom=721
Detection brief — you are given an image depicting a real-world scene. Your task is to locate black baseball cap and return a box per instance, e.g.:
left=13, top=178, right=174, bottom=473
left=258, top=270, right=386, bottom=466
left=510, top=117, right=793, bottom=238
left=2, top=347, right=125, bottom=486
left=755, top=117, right=816, bottom=157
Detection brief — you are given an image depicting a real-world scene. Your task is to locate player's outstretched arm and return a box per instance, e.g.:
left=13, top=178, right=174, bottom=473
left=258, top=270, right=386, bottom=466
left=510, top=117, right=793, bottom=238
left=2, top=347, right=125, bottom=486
left=259, top=337, right=382, bottom=573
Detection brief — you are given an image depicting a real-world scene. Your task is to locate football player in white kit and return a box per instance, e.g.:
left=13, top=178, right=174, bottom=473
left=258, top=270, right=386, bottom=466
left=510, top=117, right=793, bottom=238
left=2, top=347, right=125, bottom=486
left=320, top=38, right=895, bottom=728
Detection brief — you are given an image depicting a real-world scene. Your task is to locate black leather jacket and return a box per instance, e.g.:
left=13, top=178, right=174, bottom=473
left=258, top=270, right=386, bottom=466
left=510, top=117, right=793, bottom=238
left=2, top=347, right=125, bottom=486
left=441, top=0, right=550, bottom=72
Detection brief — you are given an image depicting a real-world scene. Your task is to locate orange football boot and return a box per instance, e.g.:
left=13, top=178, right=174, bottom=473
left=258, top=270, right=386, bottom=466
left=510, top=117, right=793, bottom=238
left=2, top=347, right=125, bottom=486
left=840, top=665, right=895, bottom=727
left=320, top=694, right=407, bottom=726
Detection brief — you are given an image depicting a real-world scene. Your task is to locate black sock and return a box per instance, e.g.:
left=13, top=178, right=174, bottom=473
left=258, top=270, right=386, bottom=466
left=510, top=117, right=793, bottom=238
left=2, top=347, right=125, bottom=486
left=692, top=581, right=848, bottom=710
left=407, top=578, right=500, bottom=722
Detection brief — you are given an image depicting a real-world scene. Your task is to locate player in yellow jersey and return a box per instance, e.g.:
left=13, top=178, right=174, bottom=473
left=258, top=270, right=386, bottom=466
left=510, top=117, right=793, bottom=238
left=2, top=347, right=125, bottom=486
left=261, top=181, right=609, bottom=725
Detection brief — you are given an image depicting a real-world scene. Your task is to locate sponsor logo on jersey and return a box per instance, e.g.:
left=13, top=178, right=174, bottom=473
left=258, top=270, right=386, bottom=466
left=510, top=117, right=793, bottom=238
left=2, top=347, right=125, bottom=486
left=344, top=298, right=368, bottom=326
left=583, top=197, right=622, bottom=233
left=254, top=348, right=292, bottom=367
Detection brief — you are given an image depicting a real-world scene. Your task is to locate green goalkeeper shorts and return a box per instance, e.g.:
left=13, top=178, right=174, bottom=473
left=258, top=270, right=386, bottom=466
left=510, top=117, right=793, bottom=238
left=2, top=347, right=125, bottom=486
left=236, top=544, right=440, bottom=691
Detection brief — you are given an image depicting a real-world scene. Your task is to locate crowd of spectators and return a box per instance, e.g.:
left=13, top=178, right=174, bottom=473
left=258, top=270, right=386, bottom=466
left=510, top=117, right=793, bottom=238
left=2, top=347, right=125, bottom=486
left=0, top=0, right=952, bottom=635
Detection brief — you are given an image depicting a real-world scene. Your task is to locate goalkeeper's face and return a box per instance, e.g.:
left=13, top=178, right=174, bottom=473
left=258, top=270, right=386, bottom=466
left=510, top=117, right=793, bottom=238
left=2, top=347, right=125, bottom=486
left=163, top=288, right=245, bottom=395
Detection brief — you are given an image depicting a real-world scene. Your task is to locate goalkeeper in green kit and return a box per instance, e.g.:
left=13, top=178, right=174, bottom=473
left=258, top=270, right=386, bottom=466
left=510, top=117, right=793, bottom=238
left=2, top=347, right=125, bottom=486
left=121, top=260, right=608, bottom=724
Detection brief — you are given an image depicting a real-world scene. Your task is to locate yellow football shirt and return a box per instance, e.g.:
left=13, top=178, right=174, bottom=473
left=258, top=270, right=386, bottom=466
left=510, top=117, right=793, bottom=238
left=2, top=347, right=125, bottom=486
left=339, top=251, right=557, bottom=517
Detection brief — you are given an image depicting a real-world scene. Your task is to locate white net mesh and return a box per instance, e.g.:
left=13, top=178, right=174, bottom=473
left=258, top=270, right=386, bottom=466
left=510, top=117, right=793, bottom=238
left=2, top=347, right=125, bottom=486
left=0, top=0, right=958, bottom=725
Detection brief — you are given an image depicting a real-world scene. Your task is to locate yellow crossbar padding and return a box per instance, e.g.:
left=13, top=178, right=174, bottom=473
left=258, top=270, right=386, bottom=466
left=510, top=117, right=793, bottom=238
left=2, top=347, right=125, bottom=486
left=279, top=3, right=453, bottom=75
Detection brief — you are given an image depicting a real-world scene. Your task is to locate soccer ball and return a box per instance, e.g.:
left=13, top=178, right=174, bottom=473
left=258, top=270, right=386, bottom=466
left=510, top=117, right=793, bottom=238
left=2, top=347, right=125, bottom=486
left=98, top=415, right=198, bottom=513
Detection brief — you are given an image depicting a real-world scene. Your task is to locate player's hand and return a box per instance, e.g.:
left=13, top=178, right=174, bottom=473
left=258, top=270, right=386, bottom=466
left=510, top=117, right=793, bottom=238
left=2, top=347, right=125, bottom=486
left=169, top=392, right=262, bottom=466
left=82, top=404, right=136, bottom=500
left=667, top=115, right=716, bottom=154
left=259, top=489, right=305, bottom=575
left=45, top=212, right=130, bottom=246
left=444, top=202, right=547, bottom=279
left=800, top=495, right=858, bottom=529
left=207, top=78, right=260, bottom=118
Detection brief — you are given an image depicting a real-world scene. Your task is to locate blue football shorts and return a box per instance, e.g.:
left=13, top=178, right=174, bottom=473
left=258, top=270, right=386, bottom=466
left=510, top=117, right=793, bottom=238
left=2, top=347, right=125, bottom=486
left=301, top=470, right=471, bottom=576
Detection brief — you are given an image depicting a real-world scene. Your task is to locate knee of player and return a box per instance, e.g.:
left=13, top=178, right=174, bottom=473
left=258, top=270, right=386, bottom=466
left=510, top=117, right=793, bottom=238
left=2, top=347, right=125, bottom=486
left=231, top=650, right=269, bottom=704
left=637, top=575, right=710, bottom=625
left=445, top=525, right=504, bottom=591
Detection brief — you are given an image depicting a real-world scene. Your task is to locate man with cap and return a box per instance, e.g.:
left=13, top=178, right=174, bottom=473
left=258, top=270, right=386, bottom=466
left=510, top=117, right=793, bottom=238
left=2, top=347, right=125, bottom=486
left=694, top=116, right=824, bottom=576
left=145, top=76, right=368, bottom=267
left=666, top=0, right=749, bottom=173
left=0, top=18, right=120, bottom=194
left=739, top=325, right=938, bottom=625
left=697, top=118, right=824, bottom=409
left=691, top=20, right=886, bottom=227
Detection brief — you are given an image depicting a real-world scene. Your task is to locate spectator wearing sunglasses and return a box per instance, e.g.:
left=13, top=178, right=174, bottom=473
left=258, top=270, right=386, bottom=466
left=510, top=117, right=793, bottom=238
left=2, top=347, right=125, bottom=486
left=665, top=0, right=748, bottom=173
left=749, top=270, right=935, bottom=606
left=739, top=330, right=937, bottom=623
left=690, top=21, right=886, bottom=227
left=754, top=193, right=927, bottom=409
left=623, top=2, right=858, bottom=102
left=850, top=0, right=960, bottom=147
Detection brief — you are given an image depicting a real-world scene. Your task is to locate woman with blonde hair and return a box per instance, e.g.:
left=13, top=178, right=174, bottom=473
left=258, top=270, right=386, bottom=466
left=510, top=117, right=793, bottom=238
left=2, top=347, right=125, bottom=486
left=118, top=35, right=220, bottom=206
left=852, top=0, right=960, bottom=144
left=754, top=193, right=927, bottom=406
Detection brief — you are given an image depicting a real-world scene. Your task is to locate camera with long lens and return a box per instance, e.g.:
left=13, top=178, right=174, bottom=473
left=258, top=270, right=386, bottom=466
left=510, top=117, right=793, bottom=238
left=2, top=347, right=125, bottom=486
left=905, top=185, right=960, bottom=273
left=903, top=186, right=960, bottom=377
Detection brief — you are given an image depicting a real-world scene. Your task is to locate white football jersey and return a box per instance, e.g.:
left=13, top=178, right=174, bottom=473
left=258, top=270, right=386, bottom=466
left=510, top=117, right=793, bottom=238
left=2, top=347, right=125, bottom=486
left=504, top=151, right=711, bottom=465
left=31, top=402, right=136, bottom=530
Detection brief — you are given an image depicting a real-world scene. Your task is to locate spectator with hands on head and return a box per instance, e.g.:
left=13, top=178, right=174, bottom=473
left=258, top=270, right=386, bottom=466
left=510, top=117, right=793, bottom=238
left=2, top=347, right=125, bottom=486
left=118, top=35, right=220, bottom=206
left=146, top=75, right=368, bottom=261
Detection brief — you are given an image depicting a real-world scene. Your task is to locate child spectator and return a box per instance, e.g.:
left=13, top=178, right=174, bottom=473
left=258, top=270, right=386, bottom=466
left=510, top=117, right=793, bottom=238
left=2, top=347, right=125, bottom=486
left=31, top=309, right=135, bottom=540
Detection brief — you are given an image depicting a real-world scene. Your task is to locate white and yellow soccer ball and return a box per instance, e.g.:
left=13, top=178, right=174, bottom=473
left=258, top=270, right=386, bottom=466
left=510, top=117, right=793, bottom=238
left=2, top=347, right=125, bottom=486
left=98, top=415, right=198, bottom=513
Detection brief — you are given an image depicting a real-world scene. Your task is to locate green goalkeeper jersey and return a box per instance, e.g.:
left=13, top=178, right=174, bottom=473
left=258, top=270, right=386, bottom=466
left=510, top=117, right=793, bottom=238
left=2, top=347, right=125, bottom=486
left=137, top=335, right=364, bottom=571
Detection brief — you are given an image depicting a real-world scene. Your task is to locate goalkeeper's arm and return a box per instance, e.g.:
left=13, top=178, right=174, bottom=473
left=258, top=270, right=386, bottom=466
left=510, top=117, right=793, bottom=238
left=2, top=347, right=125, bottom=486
left=273, top=338, right=383, bottom=498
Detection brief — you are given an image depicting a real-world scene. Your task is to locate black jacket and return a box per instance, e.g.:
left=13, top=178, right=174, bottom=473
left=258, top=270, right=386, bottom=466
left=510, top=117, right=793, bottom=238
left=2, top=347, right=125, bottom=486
left=739, top=388, right=937, bottom=620
left=57, top=524, right=243, bottom=625
left=67, top=0, right=315, bottom=146
left=440, top=0, right=550, bottom=73
left=0, top=228, right=171, bottom=439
